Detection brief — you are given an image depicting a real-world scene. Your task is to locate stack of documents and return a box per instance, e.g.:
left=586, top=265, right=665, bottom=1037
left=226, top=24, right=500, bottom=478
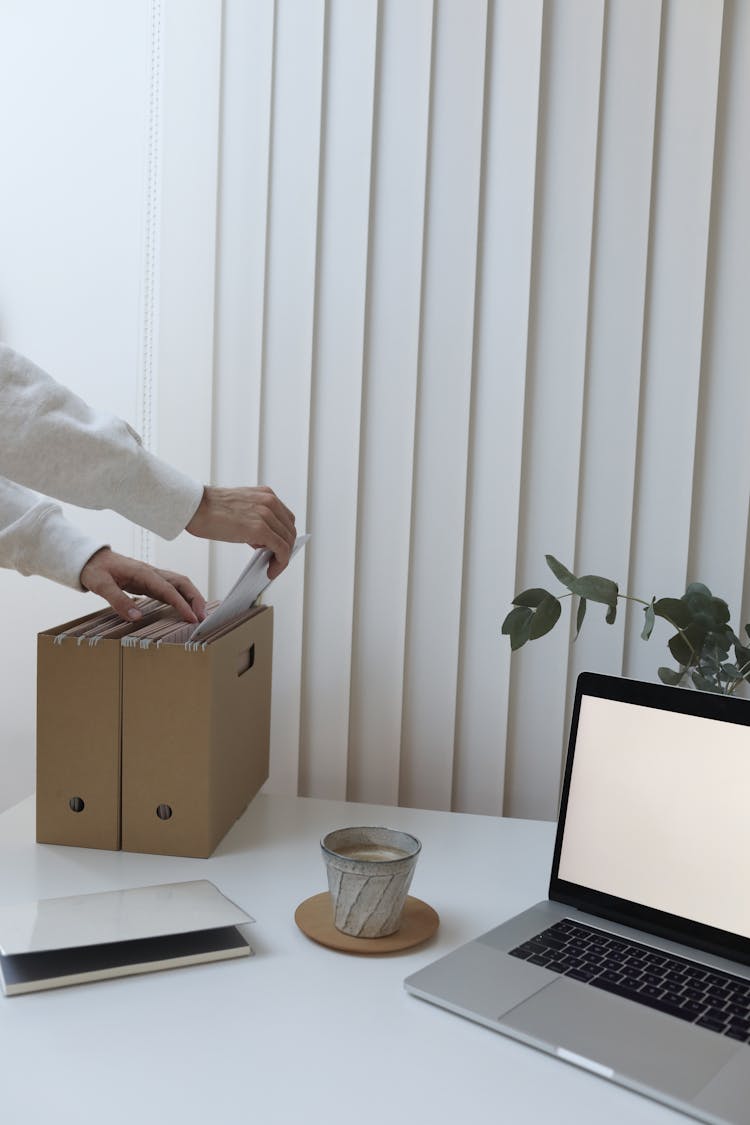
left=190, top=532, right=309, bottom=644
left=50, top=532, right=309, bottom=651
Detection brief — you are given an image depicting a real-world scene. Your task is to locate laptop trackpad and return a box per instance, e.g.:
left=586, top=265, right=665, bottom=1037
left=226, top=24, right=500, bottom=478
left=503, top=977, right=736, bottom=1099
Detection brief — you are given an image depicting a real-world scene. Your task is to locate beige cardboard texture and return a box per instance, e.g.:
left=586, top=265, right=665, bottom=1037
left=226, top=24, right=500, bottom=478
left=120, top=606, right=273, bottom=858
left=37, top=615, right=122, bottom=851
left=36, top=605, right=273, bottom=859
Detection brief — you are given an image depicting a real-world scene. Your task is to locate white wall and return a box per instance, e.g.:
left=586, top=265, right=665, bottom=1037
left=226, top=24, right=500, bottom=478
left=1, top=0, right=748, bottom=822
left=0, top=0, right=152, bottom=811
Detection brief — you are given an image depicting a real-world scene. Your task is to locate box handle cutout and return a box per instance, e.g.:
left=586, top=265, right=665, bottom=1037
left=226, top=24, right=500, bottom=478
left=156, top=804, right=173, bottom=820
left=69, top=796, right=85, bottom=813
left=237, top=644, right=255, bottom=677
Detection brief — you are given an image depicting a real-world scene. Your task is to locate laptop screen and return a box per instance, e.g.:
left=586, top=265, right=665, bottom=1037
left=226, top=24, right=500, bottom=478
left=550, top=673, right=750, bottom=962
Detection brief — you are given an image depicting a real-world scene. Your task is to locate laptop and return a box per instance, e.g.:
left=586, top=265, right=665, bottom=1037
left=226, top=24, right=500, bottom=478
left=405, top=672, right=750, bottom=1125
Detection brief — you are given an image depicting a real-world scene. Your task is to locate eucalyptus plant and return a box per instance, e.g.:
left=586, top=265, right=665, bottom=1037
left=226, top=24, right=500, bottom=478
left=502, top=554, right=750, bottom=696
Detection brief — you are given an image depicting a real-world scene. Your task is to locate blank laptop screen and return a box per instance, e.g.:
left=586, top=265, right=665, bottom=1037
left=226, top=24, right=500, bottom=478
left=557, top=694, right=750, bottom=940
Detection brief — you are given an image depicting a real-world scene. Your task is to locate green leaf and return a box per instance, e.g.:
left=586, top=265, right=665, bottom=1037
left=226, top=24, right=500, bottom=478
left=545, top=555, right=577, bottom=591
left=501, top=606, right=534, bottom=651
left=653, top=598, right=692, bottom=629
left=571, top=575, right=618, bottom=607
left=668, top=632, right=694, bottom=667
left=685, top=581, right=712, bottom=599
left=706, top=629, right=732, bottom=658
left=575, top=597, right=587, bottom=640
left=528, top=594, right=562, bottom=640
left=667, top=621, right=710, bottom=669
left=710, top=598, right=731, bottom=626
left=510, top=617, right=533, bottom=650
left=502, top=606, right=530, bottom=635
left=658, top=667, right=684, bottom=687
left=691, top=670, right=722, bottom=694
left=685, top=591, right=714, bottom=625
left=641, top=600, right=656, bottom=640
left=721, top=663, right=740, bottom=678
left=745, top=624, right=750, bottom=641
left=512, top=587, right=551, bottom=609
left=699, top=648, right=721, bottom=671
left=605, top=602, right=617, bottom=625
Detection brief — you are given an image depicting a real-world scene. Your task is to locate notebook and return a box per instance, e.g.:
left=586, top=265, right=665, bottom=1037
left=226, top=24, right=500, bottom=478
left=0, top=880, right=253, bottom=995
left=405, top=672, right=750, bottom=1125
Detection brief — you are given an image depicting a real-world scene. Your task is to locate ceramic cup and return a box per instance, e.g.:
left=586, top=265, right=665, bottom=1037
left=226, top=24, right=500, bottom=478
left=320, top=826, right=422, bottom=938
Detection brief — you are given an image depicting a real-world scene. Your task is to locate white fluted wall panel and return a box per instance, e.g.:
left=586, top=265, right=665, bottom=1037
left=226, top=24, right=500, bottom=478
left=566, top=0, right=661, bottom=725
left=399, top=0, right=488, bottom=811
left=258, top=0, right=325, bottom=796
left=1, top=0, right=747, bottom=821
left=623, top=0, right=724, bottom=685
left=347, top=0, right=433, bottom=807
left=300, top=0, right=378, bottom=799
left=506, top=0, right=605, bottom=818
left=689, top=0, right=750, bottom=620
left=210, top=0, right=274, bottom=600
left=453, top=0, right=543, bottom=816
left=205, top=0, right=749, bottom=822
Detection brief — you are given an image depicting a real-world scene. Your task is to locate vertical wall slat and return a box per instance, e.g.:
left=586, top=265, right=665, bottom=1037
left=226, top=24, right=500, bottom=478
left=624, top=0, right=724, bottom=684
left=398, top=0, right=488, bottom=811
left=689, top=0, right=750, bottom=627
left=566, top=0, right=662, bottom=691
left=347, top=0, right=434, bottom=806
left=210, top=0, right=275, bottom=602
left=452, top=0, right=543, bottom=816
left=260, top=0, right=326, bottom=795
left=298, top=0, right=378, bottom=799
left=136, top=0, right=164, bottom=568
left=153, top=0, right=223, bottom=592
left=505, top=0, right=605, bottom=821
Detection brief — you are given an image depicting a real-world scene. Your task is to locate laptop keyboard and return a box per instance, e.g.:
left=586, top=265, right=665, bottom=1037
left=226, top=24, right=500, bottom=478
left=509, top=918, right=750, bottom=1043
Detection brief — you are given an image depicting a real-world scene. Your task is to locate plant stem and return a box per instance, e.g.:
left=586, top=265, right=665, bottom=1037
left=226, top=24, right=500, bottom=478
left=558, top=591, right=700, bottom=665
left=727, top=658, right=750, bottom=696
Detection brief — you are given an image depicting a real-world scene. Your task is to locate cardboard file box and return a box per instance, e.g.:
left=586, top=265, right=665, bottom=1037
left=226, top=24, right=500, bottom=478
left=37, top=614, right=123, bottom=851
left=36, top=605, right=272, bottom=858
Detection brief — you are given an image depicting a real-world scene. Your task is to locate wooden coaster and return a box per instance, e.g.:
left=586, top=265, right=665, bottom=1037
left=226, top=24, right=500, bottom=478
left=295, top=893, right=439, bottom=955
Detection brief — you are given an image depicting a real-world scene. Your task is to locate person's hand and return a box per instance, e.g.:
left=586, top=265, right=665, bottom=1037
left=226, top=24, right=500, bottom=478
left=186, top=485, right=296, bottom=579
left=80, top=547, right=207, bottom=624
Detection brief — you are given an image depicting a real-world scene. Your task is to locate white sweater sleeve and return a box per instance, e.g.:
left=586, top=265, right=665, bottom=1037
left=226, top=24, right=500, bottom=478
left=0, top=477, right=109, bottom=590
left=0, top=343, right=205, bottom=589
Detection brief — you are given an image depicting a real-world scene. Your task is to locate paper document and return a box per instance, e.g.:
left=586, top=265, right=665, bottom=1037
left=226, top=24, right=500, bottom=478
left=189, top=532, right=310, bottom=643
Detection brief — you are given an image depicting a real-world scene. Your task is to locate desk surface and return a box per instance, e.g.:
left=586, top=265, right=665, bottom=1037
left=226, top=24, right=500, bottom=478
left=0, top=793, right=685, bottom=1125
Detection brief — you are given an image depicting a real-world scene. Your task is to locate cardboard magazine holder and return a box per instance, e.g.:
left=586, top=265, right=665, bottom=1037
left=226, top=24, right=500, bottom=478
left=37, top=614, right=123, bottom=851
left=36, top=605, right=272, bottom=859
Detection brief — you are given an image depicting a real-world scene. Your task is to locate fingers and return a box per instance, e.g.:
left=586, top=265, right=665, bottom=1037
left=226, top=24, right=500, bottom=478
left=157, top=570, right=208, bottom=622
left=266, top=554, right=285, bottom=581
left=246, top=489, right=296, bottom=573
left=131, top=569, right=199, bottom=624
left=258, top=485, right=296, bottom=539
left=86, top=572, right=145, bottom=622
left=186, top=485, right=298, bottom=576
left=80, top=548, right=204, bottom=624
left=249, top=520, right=294, bottom=573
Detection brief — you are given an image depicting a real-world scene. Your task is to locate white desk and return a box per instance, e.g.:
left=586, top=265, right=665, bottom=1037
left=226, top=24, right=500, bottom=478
left=0, top=794, right=685, bottom=1125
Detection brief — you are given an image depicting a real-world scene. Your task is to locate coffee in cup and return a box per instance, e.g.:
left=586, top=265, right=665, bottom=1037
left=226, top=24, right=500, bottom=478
left=321, top=826, right=421, bottom=938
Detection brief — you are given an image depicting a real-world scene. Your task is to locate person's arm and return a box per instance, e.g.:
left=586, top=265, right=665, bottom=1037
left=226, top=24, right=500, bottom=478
left=0, top=343, right=296, bottom=618
left=0, top=476, right=207, bottom=621
left=0, top=475, right=108, bottom=590
left=0, top=343, right=203, bottom=539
